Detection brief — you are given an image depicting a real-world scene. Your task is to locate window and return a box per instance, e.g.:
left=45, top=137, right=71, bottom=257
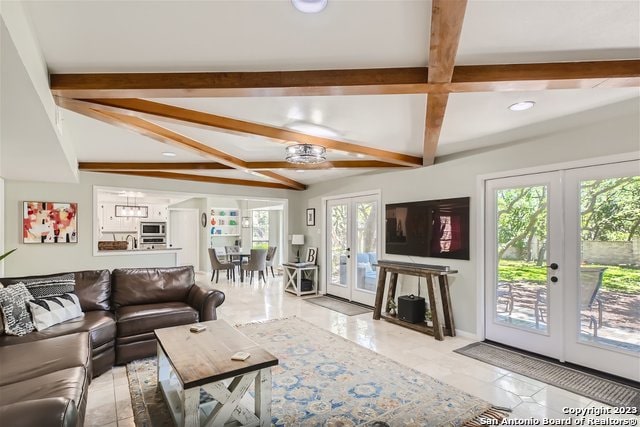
left=252, top=210, right=269, bottom=249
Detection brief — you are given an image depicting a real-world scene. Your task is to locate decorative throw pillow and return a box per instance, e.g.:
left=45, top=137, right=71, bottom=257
left=28, top=293, right=83, bottom=331
left=8, top=273, right=76, bottom=299
left=0, top=284, right=4, bottom=335
left=0, top=283, right=35, bottom=336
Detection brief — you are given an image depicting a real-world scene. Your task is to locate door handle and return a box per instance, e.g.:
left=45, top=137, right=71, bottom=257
left=547, top=263, right=559, bottom=270
left=346, top=248, right=351, bottom=251
left=550, top=276, right=558, bottom=283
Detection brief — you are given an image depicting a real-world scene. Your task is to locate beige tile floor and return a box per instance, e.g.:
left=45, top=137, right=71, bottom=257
left=84, top=272, right=638, bottom=426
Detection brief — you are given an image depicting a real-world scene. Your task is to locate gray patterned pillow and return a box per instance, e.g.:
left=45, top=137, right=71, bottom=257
left=0, top=284, right=4, bottom=335
left=0, top=283, right=35, bottom=336
left=4, top=273, right=76, bottom=298
left=28, top=293, right=83, bottom=331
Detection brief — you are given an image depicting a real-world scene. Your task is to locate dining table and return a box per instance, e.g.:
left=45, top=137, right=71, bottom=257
left=221, top=251, right=252, bottom=282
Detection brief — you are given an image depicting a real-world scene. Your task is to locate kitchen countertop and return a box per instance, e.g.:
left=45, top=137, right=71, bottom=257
left=96, top=247, right=182, bottom=254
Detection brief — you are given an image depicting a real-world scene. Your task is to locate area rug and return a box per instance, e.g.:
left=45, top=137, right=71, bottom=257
left=128, top=318, right=507, bottom=426
left=455, top=341, right=640, bottom=410
left=304, top=296, right=372, bottom=316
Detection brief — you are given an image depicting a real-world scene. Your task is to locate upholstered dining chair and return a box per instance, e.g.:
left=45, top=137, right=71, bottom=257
left=208, top=248, right=235, bottom=283
left=265, top=246, right=277, bottom=278
left=225, top=245, right=242, bottom=271
left=241, top=249, right=268, bottom=284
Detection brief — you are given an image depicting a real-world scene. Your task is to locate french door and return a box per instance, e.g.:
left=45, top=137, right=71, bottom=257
left=326, top=195, right=380, bottom=306
left=485, top=161, right=639, bottom=381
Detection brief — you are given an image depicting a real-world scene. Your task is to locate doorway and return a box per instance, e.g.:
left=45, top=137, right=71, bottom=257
left=168, top=209, right=199, bottom=270
left=325, top=194, right=380, bottom=306
left=485, top=160, right=639, bottom=380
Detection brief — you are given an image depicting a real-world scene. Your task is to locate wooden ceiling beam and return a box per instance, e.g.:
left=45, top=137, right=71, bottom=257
left=74, top=98, right=424, bottom=167
left=78, top=162, right=233, bottom=171
left=49, top=60, right=640, bottom=98
left=78, top=160, right=403, bottom=171
left=423, top=0, right=468, bottom=166
left=56, top=97, right=306, bottom=190
left=93, top=170, right=293, bottom=190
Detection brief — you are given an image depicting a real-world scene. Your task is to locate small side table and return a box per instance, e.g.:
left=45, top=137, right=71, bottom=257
left=283, top=263, right=318, bottom=297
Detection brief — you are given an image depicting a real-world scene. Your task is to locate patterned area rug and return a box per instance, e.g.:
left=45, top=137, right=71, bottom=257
left=455, top=342, right=640, bottom=410
left=304, top=296, right=372, bottom=316
left=128, top=318, right=507, bottom=426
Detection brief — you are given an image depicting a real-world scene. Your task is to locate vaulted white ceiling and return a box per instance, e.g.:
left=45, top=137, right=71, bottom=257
left=3, top=1, right=639, bottom=186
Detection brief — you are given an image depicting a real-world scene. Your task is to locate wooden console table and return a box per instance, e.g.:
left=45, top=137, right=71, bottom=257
left=373, top=260, right=457, bottom=341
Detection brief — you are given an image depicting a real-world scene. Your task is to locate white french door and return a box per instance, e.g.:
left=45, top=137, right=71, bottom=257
left=485, top=172, right=564, bottom=359
left=485, top=161, right=639, bottom=381
left=326, top=194, right=380, bottom=306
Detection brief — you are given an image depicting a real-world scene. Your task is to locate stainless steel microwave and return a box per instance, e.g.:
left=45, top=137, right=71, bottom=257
left=140, top=222, right=166, bottom=236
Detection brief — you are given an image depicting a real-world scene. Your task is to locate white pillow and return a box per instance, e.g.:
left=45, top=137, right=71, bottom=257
left=28, top=293, right=83, bottom=331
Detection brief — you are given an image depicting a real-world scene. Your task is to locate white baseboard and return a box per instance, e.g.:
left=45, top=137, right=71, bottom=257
left=455, top=329, right=481, bottom=340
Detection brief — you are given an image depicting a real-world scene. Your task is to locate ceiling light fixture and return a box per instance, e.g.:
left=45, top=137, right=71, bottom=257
left=162, top=151, right=177, bottom=157
left=285, top=144, right=327, bottom=164
left=508, top=101, right=536, bottom=111
left=291, top=0, right=328, bottom=13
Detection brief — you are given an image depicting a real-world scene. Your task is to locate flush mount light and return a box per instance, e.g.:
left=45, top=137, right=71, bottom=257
left=285, top=144, right=327, bottom=164
left=162, top=151, right=177, bottom=157
left=292, top=0, right=328, bottom=13
left=508, top=101, right=536, bottom=111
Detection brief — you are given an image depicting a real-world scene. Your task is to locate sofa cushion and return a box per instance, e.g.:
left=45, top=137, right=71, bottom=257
left=112, top=266, right=194, bottom=308
left=0, top=311, right=116, bottom=349
left=0, top=283, right=35, bottom=336
left=116, top=302, right=198, bottom=337
left=0, top=397, right=79, bottom=427
left=0, top=367, right=88, bottom=407
left=1, top=270, right=111, bottom=312
left=28, top=293, right=84, bottom=331
left=73, top=270, right=111, bottom=311
left=0, top=332, right=91, bottom=387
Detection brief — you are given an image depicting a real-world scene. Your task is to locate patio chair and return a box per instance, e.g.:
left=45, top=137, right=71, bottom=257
left=496, top=282, right=514, bottom=315
left=208, top=248, right=235, bottom=283
left=580, top=267, right=606, bottom=337
left=241, top=249, right=268, bottom=285
left=265, top=246, right=277, bottom=278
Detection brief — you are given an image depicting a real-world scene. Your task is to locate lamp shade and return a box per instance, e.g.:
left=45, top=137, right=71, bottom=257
left=291, top=234, right=305, bottom=245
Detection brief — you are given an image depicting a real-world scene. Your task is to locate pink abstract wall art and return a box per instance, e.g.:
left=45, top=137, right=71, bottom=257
left=23, top=202, right=78, bottom=244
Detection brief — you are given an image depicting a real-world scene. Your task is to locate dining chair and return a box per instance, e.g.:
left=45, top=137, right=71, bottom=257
left=208, top=248, right=235, bottom=283
left=225, top=245, right=242, bottom=271
left=241, top=249, right=268, bottom=284
left=265, top=246, right=278, bottom=278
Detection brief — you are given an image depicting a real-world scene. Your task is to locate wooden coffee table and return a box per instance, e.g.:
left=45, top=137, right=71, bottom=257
left=154, top=320, right=278, bottom=427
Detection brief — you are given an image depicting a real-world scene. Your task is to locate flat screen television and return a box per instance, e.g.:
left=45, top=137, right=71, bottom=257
left=385, top=197, right=470, bottom=260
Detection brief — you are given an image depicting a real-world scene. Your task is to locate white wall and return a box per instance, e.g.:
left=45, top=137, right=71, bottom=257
left=4, top=171, right=292, bottom=277
left=0, top=177, right=4, bottom=276
left=294, top=103, right=640, bottom=336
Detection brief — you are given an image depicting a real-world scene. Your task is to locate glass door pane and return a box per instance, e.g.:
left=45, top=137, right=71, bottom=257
left=327, top=202, right=350, bottom=299
left=578, top=176, right=640, bottom=352
left=355, top=200, right=378, bottom=294
left=495, top=185, right=550, bottom=333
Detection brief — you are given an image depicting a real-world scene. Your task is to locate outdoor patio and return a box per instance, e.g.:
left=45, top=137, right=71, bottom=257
left=496, top=281, right=640, bottom=353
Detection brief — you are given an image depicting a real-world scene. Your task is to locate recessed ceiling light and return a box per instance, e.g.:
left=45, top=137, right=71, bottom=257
left=508, top=101, right=536, bottom=111
left=292, top=0, right=328, bottom=13
left=162, top=151, right=177, bottom=157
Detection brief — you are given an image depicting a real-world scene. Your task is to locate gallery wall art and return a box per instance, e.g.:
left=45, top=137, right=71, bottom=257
left=23, top=202, right=78, bottom=244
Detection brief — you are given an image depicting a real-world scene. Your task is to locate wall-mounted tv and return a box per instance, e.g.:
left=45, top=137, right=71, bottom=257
left=385, top=197, right=470, bottom=260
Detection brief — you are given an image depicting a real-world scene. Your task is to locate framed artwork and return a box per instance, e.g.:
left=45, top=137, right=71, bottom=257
left=306, top=208, right=316, bottom=226
left=306, top=247, right=318, bottom=264
left=23, top=201, right=78, bottom=244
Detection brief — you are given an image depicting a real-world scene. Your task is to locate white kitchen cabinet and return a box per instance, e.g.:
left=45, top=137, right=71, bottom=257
left=99, top=203, right=138, bottom=233
left=147, top=204, right=168, bottom=222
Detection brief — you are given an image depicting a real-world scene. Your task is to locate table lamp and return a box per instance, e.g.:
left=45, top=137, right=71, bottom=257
left=291, top=234, right=305, bottom=262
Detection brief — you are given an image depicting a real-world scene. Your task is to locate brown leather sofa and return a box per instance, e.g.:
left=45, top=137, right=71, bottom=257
left=0, top=332, right=92, bottom=427
left=0, top=266, right=225, bottom=426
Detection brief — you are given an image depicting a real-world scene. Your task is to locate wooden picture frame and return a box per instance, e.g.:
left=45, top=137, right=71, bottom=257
left=306, top=208, right=316, bottom=226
